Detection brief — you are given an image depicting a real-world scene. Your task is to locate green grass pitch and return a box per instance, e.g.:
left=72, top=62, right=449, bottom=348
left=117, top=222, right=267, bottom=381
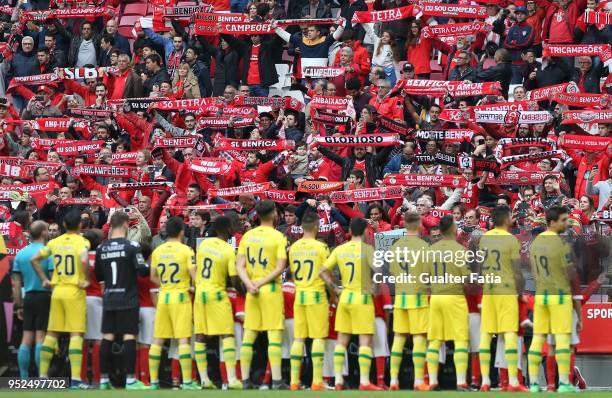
left=1, top=390, right=609, bottom=398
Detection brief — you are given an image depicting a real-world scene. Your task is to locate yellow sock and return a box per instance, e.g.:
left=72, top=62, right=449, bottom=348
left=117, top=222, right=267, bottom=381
left=358, top=346, right=373, bottom=386
left=333, top=344, right=346, bottom=385
left=454, top=340, right=469, bottom=386
left=289, top=340, right=304, bottom=386
left=426, top=340, right=441, bottom=386
left=148, top=344, right=162, bottom=384
left=240, top=329, right=257, bottom=382
left=268, top=330, right=283, bottom=382
left=479, top=332, right=492, bottom=386
left=68, top=336, right=83, bottom=382
left=528, top=334, right=545, bottom=384
left=39, top=335, right=57, bottom=377
left=178, top=344, right=192, bottom=384
left=222, top=337, right=237, bottom=383
left=504, top=332, right=519, bottom=386
left=194, top=342, right=209, bottom=384
left=555, top=334, right=571, bottom=385
left=413, top=335, right=427, bottom=386
left=390, top=335, right=406, bottom=384
left=311, top=339, right=325, bottom=386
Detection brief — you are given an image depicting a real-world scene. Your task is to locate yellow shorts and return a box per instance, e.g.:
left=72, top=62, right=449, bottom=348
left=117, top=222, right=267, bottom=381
left=427, top=295, right=468, bottom=341
left=481, top=294, right=518, bottom=334
left=154, top=292, right=193, bottom=339
left=194, top=290, right=234, bottom=336
left=335, top=291, right=374, bottom=335
left=294, top=302, right=329, bottom=339
left=534, top=301, right=572, bottom=335
left=393, top=307, right=428, bottom=335
left=47, top=287, right=86, bottom=333
left=244, top=290, right=284, bottom=331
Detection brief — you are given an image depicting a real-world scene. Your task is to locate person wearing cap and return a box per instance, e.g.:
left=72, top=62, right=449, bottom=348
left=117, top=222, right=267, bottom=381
left=504, top=6, right=535, bottom=84
left=21, top=85, right=62, bottom=120
left=400, top=63, right=415, bottom=80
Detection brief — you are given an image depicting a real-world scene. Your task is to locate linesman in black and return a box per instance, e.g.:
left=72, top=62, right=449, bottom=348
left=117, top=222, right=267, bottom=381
left=95, top=211, right=150, bottom=390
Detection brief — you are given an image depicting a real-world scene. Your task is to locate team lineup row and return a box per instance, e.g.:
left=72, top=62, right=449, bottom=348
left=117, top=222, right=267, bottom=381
left=13, top=200, right=581, bottom=392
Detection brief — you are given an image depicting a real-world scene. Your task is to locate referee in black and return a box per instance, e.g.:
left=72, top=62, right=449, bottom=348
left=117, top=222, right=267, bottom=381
left=95, top=212, right=149, bottom=390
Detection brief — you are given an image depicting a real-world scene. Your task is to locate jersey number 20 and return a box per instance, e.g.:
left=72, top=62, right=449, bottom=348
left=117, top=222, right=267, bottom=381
left=54, top=254, right=75, bottom=276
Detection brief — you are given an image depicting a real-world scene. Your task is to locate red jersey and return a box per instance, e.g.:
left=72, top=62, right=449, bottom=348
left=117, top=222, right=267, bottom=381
left=466, top=292, right=482, bottom=314
left=461, top=181, right=481, bottom=209
left=137, top=275, right=157, bottom=308
left=247, top=45, right=261, bottom=85
left=282, top=281, right=295, bottom=319
left=373, top=283, right=392, bottom=319
left=86, top=251, right=102, bottom=297
left=328, top=304, right=338, bottom=340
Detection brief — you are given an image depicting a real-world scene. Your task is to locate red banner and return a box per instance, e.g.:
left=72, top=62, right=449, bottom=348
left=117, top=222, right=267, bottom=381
left=562, top=110, right=612, bottom=125
left=400, top=79, right=501, bottom=96
left=560, top=134, right=612, bottom=152
left=351, top=5, right=417, bottom=24
left=54, top=140, right=105, bottom=156
left=215, top=138, right=295, bottom=151
left=577, top=303, right=612, bottom=354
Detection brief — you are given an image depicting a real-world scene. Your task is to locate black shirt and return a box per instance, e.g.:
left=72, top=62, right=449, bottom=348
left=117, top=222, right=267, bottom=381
left=95, top=238, right=149, bottom=310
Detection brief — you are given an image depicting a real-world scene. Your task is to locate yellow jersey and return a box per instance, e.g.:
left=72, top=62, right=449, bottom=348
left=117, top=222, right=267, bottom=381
left=237, top=226, right=288, bottom=291
left=530, top=231, right=573, bottom=305
left=151, top=241, right=195, bottom=293
left=195, top=237, right=236, bottom=294
left=39, top=233, right=90, bottom=289
left=289, top=238, right=329, bottom=305
left=389, top=235, right=430, bottom=309
left=426, top=239, right=470, bottom=295
left=479, top=228, right=521, bottom=294
left=323, top=240, right=374, bottom=293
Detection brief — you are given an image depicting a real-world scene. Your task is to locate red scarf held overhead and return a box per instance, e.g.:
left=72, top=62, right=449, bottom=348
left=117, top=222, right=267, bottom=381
left=297, top=180, right=344, bottom=193
left=583, top=10, right=612, bottom=28
left=543, top=44, right=612, bottom=67
left=553, top=93, right=611, bottom=108
left=494, top=138, right=557, bottom=158
left=60, top=197, right=103, bottom=206
left=414, top=129, right=474, bottom=142
left=110, top=152, right=139, bottom=164
left=149, top=97, right=221, bottom=111
left=351, top=4, right=418, bottom=24
left=313, top=134, right=401, bottom=147
left=214, top=138, right=295, bottom=151
left=526, top=82, right=578, bottom=101
left=485, top=171, right=561, bottom=186
left=415, top=2, right=488, bottom=19
left=189, top=158, right=233, bottom=175
left=260, top=189, right=300, bottom=204
left=474, top=110, right=552, bottom=124
left=499, top=150, right=566, bottom=168
left=72, top=164, right=138, bottom=179
left=232, top=96, right=304, bottom=112
left=107, top=181, right=173, bottom=192
left=328, top=186, right=404, bottom=203
left=153, top=137, right=199, bottom=149
left=209, top=183, right=272, bottom=197
left=399, top=79, right=501, bottom=96
left=197, top=117, right=256, bottom=129
left=20, top=7, right=115, bottom=22
left=560, top=134, right=612, bottom=152
left=383, top=174, right=467, bottom=188
left=562, top=109, right=612, bottom=124
left=421, top=21, right=491, bottom=39
left=0, top=181, right=54, bottom=200
left=7, top=67, right=118, bottom=92
left=164, top=203, right=242, bottom=212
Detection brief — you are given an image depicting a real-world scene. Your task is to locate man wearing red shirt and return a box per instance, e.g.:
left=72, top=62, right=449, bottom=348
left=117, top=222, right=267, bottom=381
left=104, top=53, right=143, bottom=100
left=232, top=151, right=286, bottom=185
left=368, top=79, right=404, bottom=121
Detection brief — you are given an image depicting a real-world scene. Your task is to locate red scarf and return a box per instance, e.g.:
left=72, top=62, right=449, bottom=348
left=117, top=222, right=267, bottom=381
left=421, top=21, right=491, bottom=38
left=560, top=134, right=612, bottom=152
left=562, top=109, right=612, bottom=124
left=543, top=44, right=612, bottom=67
left=383, top=174, right=467, bottom=188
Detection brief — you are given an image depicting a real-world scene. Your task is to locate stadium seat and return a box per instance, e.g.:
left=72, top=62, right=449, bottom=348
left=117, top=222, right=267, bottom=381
left=120, top=15, right=142, bottom=27
left=123, top=3, right=149, bottom=16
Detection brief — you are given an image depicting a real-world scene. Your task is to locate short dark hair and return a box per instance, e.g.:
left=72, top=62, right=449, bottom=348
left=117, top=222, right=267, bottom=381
left=545, top=206, right=568, bottom=225
left=349, top=169, right=365, bottom=183
left=101, top=33, right=115, bottom=46
left=284, top=205, right=297, bottom=214
left=404, top=212, right=421, bottom=230
left=543, top=174, right=558, bottom=184
left=345, top=77, right=361, bottom=91
left=491, top=205, right=511, bottom=227
left=438, top=215, right=455, bottom=235
left=145, top=54, right=162, bottom=65
left=165, top=216, right=185, bottom=238
left=83, top=229, right=103, bottom=251
left=63, top=210, right=82, bottom=231
left=212, top=216, right=232, bottom=237
left=188, top=183, right=201, bottom=192
left=36, top=47, right=50, bottom=55
left=110, top=211, right=129, bottom=229
left=350, top=217, right=368, bottom=237
left=256, top=200, right=276, bottom=221
left=301, top=212, right=319, bottom=232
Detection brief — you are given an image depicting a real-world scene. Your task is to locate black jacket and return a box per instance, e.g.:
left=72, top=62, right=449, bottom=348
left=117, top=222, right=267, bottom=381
left=474, top=61, right=512, bottom=99
left=222, top=34, right=284, bottom=88
left=54, top=20, right=102, bottom=67
left=448, top=65, right=476, bottom=82
left=318, top=146, right=394, bottom=187
left=571, top=64, right=608, bottom=94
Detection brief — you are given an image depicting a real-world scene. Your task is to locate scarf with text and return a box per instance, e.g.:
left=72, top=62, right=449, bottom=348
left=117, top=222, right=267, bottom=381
left=329, top=186, right=404, bottom=203
left=351, top=5, right=417, bottom=24
left=110, top=152, right=139, bottom=164
left=0, top=157, right=62, bottom=179
left=107, top=97, right=170, bottom=112
left=189, top=158, right=233, bottom=175
left=312, top=110, right=353, bottom=126
left=313, top=134, right=401, bottom=147
left=474, top=110, right=552, bottom=124
left=485, top=171, right=561, bottom=185
left=31, top=138, right=104, bottom=155
left=562, top=109, right=612, bottom=124
left=153, top=136, right=199, bottom=149
left=195, top=16, right=336, bottom=35
left=416, top=2, right=488, bottom=19
left=377, top=116, right=409, bottom=135
left=214, top=138, right=295, bottom=151
left=0, top=181, right=54, bottom=200
left=260, top=189, right=300, bottom=204
left=149, top=97, right=221, bottom=111
left=593, top=210, right=612, bottom=222
left=60, top=197, right=103, bottom=206
left=526, top=82, right=579, bottom=101
left=72, top=164, right=138, bottom=179
left=400, top=79, right=501, bottom=96
left=69, top=108, right=113, bottom=118
left=553, top=93, right=611, bottom=108
left=543, top=44, right=612, bottom=67
left=107, top=181, right=173, bottom=192
left=197, top=116, right=256, bottom=129
left=303, top=66, right=345, bottom=78
left=499, top=150, right=566, bottom=167
left=415, top=153, right=500, bottom=174
left=209, top=183, right=272, bottom=197
left=310, top=96, right=353, bottom=112
left=383, top=173, right=467, bottom=188
left=421, top=21, right=490, bottom=38
left=232, top=96, right=304, bottom=112
left=164, top=203, right=243, bottom=212
left=297, top=180, right=344, bottom=193
left=494, top=138, right=557, bottom=158
left=29, top=118, right=89, bottom=134
left=7, top=67, right=118, bottom=92
left=559, top=134, right=612, bottom=152
left=414, top=129, right=475, bottom=142
left=20, top=7, right=115, bottom=22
